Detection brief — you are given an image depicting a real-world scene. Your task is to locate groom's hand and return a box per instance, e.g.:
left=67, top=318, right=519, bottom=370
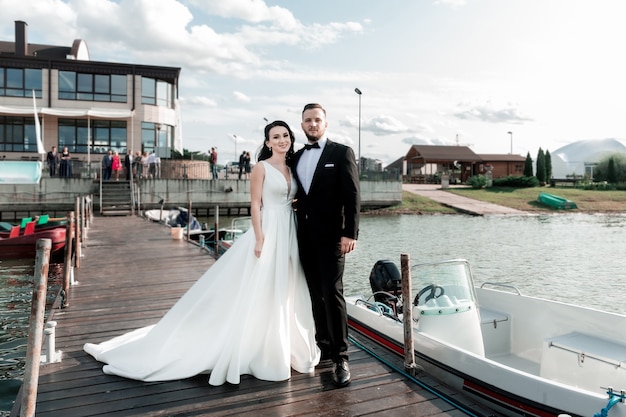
left=340, top=237, right=356, bottom=255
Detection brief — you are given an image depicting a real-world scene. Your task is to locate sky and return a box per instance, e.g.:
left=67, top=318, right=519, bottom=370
left=2, top=0, right=626, bottom=166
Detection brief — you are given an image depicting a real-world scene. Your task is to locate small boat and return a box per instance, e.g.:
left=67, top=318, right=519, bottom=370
left=197, top=217, right=251, bottom=256
left=347, top=259, right=626, bottom=417
left=0, top=215, right=67, bottom=236
left=143, top=208, right=202, bottom=231
left=0, top=226, right=66, bottom=259
left=537, top=192, right=578, bottom=209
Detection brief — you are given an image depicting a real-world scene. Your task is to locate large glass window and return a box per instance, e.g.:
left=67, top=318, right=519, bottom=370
left=141, top=77, right=174, bottom=108
left=0, top=116, right=37, bottom=152
left=58, top=71, right=127, bottom=102
left=141, top=122, right=171, bottom=156
left=58, top=119, right=127, bottom=154
left=0, top=67, right=42, bottom=98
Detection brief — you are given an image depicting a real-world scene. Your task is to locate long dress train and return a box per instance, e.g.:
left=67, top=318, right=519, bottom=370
left=84, top=161, right=320, bottom=385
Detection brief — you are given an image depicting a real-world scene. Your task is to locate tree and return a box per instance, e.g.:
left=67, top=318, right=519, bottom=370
left=524, top=152, right=533, bottom=177
left=536, top=148, right=546, bottom=183
left=594, top=153, right=626, bottom=183
left=545, top=150, right=552, bottom=180
left=608, top=156, right=617, bottom=184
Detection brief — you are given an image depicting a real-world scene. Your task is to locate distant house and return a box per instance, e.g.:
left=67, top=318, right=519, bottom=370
left=388, top=145, right=525, bottom=184
left=0, top=20, right=181, bottom=175
left=404, top=145, right=481, bottom=183
left=477, top=154, right=526, bottom=178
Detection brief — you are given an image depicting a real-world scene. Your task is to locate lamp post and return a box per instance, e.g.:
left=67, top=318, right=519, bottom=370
left=507, top=131, right=513, bottom=154
left=354, top=88, right=362, bottom=175
left=232, top=134, right=237, bottom=160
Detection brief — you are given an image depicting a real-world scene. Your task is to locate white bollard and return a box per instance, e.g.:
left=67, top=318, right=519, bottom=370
left=41, top=321, right=62, bottom=364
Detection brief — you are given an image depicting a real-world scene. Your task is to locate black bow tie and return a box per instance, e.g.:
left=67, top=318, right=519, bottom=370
left=303, top=142, right=320, bottom=150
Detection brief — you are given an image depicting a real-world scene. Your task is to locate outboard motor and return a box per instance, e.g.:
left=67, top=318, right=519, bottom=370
left=369, top=260, right=402, bottom=315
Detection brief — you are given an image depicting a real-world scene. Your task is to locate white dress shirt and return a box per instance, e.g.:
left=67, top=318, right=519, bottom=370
left=296, top=139, right=326, bottom=194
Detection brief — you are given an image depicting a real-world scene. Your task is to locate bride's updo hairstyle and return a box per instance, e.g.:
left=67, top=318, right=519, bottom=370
left=257, top=120, right=296, bottom=164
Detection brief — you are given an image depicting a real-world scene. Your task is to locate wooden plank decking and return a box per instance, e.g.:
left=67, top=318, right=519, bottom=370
left=14, top=215, right=498, bottom=417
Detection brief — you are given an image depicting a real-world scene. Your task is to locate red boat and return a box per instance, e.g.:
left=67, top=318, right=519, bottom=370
left=0, top=224, right=66, bottom=260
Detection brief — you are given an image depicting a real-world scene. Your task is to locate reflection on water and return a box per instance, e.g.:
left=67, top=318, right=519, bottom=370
left=1, top=213, right=626, bottom=414
left=0, top=260, right=63, bottom=416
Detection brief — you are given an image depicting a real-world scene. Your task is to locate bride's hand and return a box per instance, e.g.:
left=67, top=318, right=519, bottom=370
left=254, top=237, right=264, bottom=258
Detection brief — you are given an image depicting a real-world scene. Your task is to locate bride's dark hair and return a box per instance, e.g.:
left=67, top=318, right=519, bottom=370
left=257, top=120, right=296, bottom=163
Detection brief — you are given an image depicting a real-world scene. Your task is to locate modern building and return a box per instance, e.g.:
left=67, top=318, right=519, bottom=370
left=0, top=21, right=181, bottom=176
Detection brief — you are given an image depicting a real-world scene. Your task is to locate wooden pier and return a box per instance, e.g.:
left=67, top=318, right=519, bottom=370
left=12, top=215, right=497, bottom=417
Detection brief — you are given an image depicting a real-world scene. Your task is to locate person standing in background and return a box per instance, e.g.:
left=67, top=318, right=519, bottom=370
left=244, top=151, right=252, bottom=179
left=238, top=150, right=246, bottom=179
left=210, top=147, right=219, bottom=179
left=46, top=146, right=59, bottom=177
left=124, top=150, right=133, bottom=181
left=292, top=103, right=360, bottom=388
left=112, top=151, right=122, bottom=181
left=148, top=151, right=157, bottom=179
left=142, top=151, right=150, bottom=178
left=59, top=146, right=72, bottom=178
left=102, top=150, right=113, bottom=180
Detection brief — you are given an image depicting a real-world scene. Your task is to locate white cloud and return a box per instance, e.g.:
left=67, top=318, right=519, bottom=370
left=453, top=101, right=533, bottom=124
left=233, top=91, right=251, bottom=103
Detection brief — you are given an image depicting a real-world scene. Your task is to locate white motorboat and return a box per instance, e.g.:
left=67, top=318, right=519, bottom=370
left=143, top=208, right=202, bottom=231
left=346, top=259, right=626, bottom=417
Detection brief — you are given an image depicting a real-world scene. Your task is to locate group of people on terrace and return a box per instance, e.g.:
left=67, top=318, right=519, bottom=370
left=99, top=150, right=158, bottom=181
left=45, top=146, right=73, bottom=178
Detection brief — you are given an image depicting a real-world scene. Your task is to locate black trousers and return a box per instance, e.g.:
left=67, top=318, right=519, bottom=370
left=298, top=236, right=348, bottom=362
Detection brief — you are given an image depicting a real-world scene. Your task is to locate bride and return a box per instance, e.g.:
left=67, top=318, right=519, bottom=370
left=84, top=120, right=320, bottom=385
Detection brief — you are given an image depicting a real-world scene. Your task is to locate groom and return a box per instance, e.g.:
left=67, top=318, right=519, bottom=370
left=293, top=103, right=360, bottom=387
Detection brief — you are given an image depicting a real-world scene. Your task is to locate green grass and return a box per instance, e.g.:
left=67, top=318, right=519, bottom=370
left=368, top=187, right=626, bottom=215
left=364, top=191, right=457, bottom=215
left=448, top=186, right=626, bottom=213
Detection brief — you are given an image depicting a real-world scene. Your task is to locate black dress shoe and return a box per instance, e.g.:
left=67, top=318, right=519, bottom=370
left=332, top=359, right=351, bottom=387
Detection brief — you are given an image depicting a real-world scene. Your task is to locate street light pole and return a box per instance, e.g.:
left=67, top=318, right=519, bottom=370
left=233, top=134, right=237, bottom=161
left=507, top=131, right=513, bottom=154
left=354, top=88, right=362, bottom=175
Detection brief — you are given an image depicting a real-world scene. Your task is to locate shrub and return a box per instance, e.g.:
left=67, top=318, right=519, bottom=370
left=467, top=175, right=487, bottom=189
left=492, top=175, right=539, bottom=188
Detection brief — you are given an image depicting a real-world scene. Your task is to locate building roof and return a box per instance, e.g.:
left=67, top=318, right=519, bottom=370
left=385, top=156, right=404, bottom=171
left=406, top=145, right=481, bottom=163
left=478, top=154, right=526, bottom=162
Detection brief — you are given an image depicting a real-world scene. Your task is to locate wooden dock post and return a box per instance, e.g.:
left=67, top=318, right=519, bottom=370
left=62, top=211, right=75, bottom=308
left=214, top=205, right=219, bottom=254
left=401, top=253, right=416, bottom=375
left=74, top=197, right=81, bottom=268
left=20, top=238, right=52, bottom=417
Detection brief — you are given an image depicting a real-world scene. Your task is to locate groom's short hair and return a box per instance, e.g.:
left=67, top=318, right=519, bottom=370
left=302, top=103, right=326, bottom=116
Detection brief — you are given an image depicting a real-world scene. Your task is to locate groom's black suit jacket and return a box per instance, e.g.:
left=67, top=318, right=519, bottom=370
left=292, top=139, right=360, bottom=243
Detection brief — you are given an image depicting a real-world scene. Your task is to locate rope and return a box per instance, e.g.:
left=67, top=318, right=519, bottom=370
left=594, top=389, right=625, bottom=417
left=348, top=335, right=483, bottom=417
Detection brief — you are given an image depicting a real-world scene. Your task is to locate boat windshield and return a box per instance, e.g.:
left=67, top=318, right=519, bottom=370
left=412, top=259, right=477, bottom=315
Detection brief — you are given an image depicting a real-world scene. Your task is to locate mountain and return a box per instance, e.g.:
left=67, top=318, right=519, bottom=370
left=550, top=138, right=626, bottom=178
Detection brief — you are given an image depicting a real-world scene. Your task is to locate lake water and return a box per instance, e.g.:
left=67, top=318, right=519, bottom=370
left=2, top=212, right=626, bottom=415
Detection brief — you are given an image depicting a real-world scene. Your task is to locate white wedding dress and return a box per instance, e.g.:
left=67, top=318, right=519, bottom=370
left=84, top=162, right=320, bottom=385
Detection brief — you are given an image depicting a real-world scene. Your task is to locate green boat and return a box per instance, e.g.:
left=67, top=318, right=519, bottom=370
left=537, top=192, right=577, bottom=209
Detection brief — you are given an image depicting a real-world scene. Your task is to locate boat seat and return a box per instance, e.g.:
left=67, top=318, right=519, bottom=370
left=23, top=221, right=37, bottom=235
left=540, top=332, right=626, bottom=392
left=9, top=225, right=20, bottom=238
left=479, top=308, right=511, bottom=356
left=20, top=217, right=33, bottom=228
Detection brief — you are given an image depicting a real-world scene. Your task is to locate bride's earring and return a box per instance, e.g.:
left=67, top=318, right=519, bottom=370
left=269, top=147, right=272, bottom=152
